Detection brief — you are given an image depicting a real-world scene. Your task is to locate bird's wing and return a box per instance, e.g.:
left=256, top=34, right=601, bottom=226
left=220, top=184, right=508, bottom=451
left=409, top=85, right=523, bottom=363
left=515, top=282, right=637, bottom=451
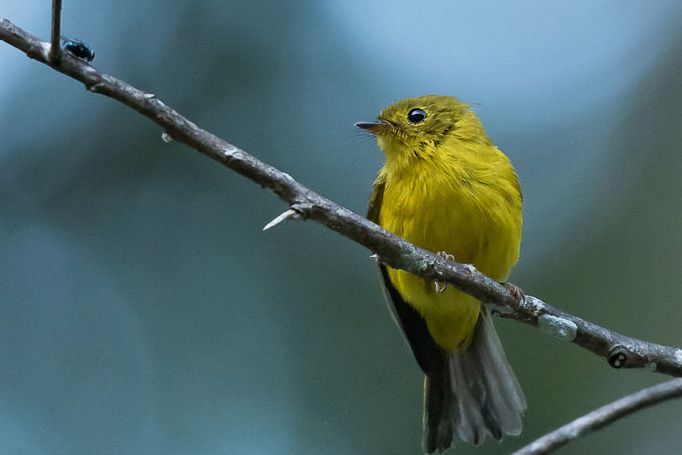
left=367, top=174, right=445, bottom=375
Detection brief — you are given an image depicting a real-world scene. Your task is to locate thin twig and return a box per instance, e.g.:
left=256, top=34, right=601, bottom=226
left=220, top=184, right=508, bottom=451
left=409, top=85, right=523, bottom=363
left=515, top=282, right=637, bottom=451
left=1, top=18, right=682, bottom=376
left=512, top=378, right=682, bottom=455
left=49, top=0, right=62, bottom=62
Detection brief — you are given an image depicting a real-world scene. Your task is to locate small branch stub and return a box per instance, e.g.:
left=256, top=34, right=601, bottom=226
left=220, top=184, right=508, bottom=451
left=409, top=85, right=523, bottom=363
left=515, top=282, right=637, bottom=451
left=609, top=350, right=628, bottom=369
left=607, top=345, right=653, bottom=370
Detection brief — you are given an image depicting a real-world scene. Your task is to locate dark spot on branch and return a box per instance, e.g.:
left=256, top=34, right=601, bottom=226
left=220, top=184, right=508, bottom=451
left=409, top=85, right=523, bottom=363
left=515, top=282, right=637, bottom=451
left=609, top=350, right=627, bottom=369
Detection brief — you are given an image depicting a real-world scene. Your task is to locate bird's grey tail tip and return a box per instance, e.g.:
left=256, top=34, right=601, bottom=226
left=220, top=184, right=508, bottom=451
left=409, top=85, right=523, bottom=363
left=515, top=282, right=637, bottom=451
left=422, top=308, right=526, bottom=453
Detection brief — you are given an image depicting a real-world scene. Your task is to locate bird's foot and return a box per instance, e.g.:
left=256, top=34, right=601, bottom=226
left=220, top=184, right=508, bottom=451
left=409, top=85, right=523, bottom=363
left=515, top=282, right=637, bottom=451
left=502, top=282, right=526, bottom=307
left=434, top=251, right=456, bottom=293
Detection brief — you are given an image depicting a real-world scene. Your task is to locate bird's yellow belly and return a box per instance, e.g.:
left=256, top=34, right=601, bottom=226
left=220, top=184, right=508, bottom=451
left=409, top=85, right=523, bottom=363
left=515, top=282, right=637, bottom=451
left=380, top=177, right=520, bottom=351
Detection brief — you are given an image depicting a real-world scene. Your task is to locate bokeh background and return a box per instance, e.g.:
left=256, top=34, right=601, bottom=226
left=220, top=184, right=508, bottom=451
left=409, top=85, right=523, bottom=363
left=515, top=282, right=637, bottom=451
left=2, top=1, right=682, bottom=454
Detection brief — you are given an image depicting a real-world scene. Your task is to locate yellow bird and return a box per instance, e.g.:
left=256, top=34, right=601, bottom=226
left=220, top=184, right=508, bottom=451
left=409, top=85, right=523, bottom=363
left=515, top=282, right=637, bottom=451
left=356, top=95, right=526, bottom=453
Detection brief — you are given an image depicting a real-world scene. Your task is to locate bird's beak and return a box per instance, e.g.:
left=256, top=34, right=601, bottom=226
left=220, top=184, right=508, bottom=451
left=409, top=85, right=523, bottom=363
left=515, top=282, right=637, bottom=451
left=354, top=120, right=389, bottom=135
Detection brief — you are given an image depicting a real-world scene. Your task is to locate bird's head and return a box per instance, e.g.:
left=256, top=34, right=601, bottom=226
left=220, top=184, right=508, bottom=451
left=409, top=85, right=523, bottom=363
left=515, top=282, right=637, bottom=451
left=356, top=95, right=491, bottom=169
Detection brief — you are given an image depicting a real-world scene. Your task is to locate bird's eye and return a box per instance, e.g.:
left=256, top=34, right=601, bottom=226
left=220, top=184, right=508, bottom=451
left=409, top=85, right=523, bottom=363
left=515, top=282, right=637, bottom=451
left=407, top=108, right=427, bottom=124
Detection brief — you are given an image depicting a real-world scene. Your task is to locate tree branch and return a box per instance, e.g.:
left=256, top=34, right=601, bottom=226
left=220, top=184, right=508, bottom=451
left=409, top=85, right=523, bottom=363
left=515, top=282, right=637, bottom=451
left=512, top=378, right=682, bottom=454
left=1, top=18, right=682, bottom=377
left=49, top=0, right=62, bottom=62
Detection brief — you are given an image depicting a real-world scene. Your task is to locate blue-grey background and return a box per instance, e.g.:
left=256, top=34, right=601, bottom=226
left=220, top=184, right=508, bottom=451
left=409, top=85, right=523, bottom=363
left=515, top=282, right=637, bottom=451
left=1, top=1, right=681, bottom=454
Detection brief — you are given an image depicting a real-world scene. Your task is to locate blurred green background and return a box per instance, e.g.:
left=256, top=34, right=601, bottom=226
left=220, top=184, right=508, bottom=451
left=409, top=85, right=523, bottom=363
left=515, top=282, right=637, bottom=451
left=1, top=1, right=682, bottom=454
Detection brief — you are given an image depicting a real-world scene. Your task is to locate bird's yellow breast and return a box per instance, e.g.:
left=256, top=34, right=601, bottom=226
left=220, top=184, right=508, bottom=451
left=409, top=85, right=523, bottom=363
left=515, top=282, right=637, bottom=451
left=378, top=151, right=522, bottom=351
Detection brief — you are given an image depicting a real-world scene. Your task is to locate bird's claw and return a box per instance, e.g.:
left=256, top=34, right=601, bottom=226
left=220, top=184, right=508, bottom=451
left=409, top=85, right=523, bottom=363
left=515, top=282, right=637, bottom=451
left=434, top=251, right=456, bottom=293
left=502, top=282, right=526, bottom=306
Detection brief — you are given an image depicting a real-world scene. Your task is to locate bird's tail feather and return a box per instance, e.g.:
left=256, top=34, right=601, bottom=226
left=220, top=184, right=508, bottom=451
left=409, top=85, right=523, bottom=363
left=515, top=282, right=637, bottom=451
left=423, top=308, right=526, bottom=453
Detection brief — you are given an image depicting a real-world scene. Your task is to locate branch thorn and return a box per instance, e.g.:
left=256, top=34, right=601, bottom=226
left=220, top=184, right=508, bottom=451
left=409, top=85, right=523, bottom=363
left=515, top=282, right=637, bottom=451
left=263, top=208, right=300, bottom=231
